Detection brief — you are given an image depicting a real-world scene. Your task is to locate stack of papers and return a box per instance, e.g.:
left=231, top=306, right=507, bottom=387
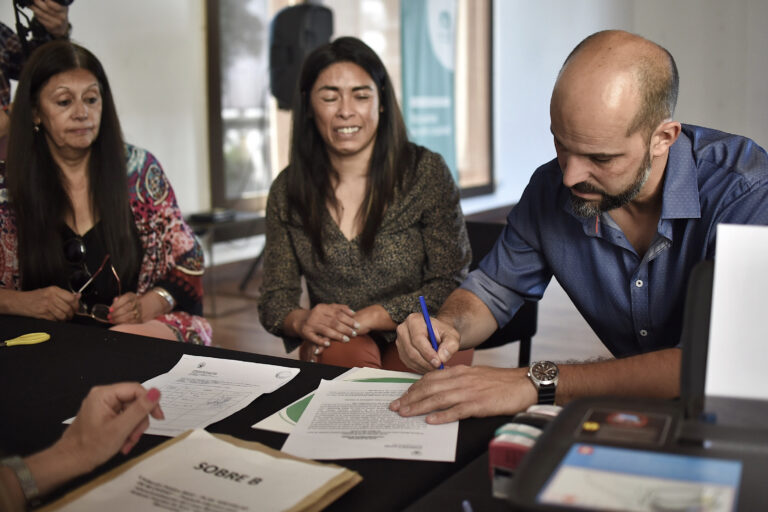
left=254, top=367, right=459, bottom=463
left=43, top=429, right=361, bottom=512
left=253, top=367, right=419, bottom=434
left=282, top=379, right=459, bottom=462
left=53, top=361, right=458, bottom=512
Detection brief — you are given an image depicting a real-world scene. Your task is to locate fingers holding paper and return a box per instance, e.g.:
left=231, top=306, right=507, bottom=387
left=395, top=312, right=460, bottom=373
left=389, top=366, right=536, bottom=424
left=59, top=382, right=165, bottom=472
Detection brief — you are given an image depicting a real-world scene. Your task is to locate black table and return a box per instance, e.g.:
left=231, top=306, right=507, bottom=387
left=404, top=452, right=511, bottom=511
left=0, top=315, right=513, bottom=511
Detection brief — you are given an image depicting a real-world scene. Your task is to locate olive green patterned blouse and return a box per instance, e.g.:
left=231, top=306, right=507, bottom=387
left=258, top=145, right=471, bottom=353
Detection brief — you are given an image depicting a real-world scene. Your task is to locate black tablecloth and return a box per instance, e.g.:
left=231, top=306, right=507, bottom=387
left=0, top=315, right=513, bottom=511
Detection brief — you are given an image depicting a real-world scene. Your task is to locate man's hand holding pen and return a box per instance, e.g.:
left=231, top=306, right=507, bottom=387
left=395, top=310, right=460, bottom=373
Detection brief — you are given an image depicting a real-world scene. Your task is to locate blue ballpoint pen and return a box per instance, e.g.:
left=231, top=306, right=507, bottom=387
left=418, top=295, right=444, bottom=369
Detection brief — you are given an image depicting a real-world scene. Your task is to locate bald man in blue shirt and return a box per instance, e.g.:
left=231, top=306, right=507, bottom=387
left=391, top=30, right=768, bottom=424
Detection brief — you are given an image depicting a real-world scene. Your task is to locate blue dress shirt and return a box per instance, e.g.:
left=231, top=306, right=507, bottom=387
left=463, top=125, right=768, bottom=357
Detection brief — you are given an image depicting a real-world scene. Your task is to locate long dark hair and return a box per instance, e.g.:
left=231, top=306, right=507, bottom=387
left=6, top=40, right=138, bottom=290
left=286, top=36, right=412, bottom=260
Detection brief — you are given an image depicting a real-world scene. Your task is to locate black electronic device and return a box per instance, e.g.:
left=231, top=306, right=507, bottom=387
left=13, top=0, right=74, bottom=57
left=506, top=260, right=768, bottom=511
left=269, top=3, right=333, bottom=110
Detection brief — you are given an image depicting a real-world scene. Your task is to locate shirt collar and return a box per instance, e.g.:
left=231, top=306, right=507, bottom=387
left=660, top=127, right=702, bottom=221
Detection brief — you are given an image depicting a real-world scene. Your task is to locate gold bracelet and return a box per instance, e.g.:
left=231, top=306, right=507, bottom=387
left=151, top=287, right=176, bottom=312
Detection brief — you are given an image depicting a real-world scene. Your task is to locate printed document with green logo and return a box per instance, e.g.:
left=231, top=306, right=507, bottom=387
left=252, top=367, right=419, bottom=434
left=281, top=379, right=458, bottom=462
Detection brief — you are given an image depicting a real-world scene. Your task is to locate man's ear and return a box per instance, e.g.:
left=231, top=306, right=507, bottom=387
left=650, top=120, right=681, bottom=157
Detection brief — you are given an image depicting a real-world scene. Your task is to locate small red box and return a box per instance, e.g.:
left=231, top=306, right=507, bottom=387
left=488, top=428, right=539, bottom=499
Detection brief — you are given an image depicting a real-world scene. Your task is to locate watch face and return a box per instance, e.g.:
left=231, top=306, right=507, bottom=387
left=531, top=361, right=558, bottom=385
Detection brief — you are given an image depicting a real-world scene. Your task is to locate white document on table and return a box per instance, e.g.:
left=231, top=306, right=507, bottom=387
left=54, top=429, right=349, bottom=512
left=141, top=354, right=299, bottom=436
left=281, top=379, right=458, bottom=462
left=252, top=367, right=420, bottom=434
left=707, top=224, right=768, bottom=400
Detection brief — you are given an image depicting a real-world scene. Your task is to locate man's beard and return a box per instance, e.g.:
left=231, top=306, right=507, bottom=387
left=570, top=150, right=652, bottom=218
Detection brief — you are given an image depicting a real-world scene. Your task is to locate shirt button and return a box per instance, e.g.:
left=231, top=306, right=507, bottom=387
left=635, top=280, right=644, bottom=288
left=639, top=329, right=648, bottom=337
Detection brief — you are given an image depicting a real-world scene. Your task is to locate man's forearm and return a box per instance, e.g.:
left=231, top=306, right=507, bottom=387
left=557, top=348, right=681, bottom=404
left=436, top=288, right=499, bottom=349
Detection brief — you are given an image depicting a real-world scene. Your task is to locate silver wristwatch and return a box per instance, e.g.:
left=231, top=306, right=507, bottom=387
left=527, top=360, right=559, bottom=405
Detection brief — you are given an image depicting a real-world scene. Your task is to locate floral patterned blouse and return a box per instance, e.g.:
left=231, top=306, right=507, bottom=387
left=259, top=145, right=470, bottom=352
left=0, top=144, right=212, bottom=344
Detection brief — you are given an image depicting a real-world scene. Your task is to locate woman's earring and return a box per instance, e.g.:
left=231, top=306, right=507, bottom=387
left=33, top=124, right=40, bottom=133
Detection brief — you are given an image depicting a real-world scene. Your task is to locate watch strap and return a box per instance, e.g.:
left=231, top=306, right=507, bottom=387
left=537, top=384, right=556, bottom=405
left=1, top=456, right=39, bottom=503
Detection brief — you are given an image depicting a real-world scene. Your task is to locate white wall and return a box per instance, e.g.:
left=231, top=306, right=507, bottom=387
left=635, top=1, right=768, bottom=145
left=0, top=0, right=210, bottom=214
left=466, top=0, right=768, bottom=215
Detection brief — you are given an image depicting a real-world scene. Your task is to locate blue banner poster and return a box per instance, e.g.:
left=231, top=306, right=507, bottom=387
left=401, top=0, right=457, bottom=179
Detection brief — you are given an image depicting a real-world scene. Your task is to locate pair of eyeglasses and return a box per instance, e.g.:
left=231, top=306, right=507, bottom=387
left=64, top=239, right=122, bottom=323
left=65, top=237, right=94, bottom=292
left=76, top=255, right=121, bottom=323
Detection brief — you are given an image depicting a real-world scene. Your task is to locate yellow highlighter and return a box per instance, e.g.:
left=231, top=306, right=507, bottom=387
left=0, top=332, right=50, bottom=347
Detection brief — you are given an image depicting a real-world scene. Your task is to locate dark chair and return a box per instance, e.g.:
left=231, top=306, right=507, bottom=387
left=465, top=220, right=538, bottom=367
